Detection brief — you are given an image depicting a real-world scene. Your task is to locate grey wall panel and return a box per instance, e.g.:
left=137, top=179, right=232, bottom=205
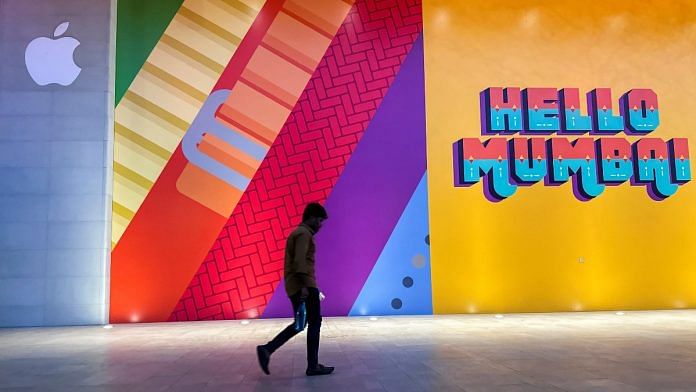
left=0, top=0, right=113, bottom=327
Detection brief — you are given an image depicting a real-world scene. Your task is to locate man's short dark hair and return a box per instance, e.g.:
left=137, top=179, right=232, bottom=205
left=302, top=203, right=328, bottom=222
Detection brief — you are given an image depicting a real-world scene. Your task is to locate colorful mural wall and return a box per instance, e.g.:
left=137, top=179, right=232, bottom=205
left=112, top=0, right=696, bottom=323
left=111, top=0, right=428, bottom=323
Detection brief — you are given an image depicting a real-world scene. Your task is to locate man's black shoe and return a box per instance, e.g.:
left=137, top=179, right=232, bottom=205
left=256, top=345, right=271, bottom=375
left=306, top=364, right=335, bottom=376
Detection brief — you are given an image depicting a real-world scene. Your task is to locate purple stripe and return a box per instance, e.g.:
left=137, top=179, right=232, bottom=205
left=263, top=34, right=427, bottom=317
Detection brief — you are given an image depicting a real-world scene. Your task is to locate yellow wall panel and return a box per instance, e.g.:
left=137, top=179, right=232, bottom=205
left=424, top=0, right=696, bottom=314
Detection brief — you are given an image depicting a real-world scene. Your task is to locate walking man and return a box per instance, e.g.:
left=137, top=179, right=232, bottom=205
left=256, top=203, right=334, bottom=376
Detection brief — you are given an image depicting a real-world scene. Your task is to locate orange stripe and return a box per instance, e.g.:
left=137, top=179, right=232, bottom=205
left=219, top=104, right=279, bottom=146
left=202, top=132, right=260, bottom=168
left=262, top=11, right=331, bottom=71
left=280, top=6, right=334, bottom=39
left=239, top=75, right=295, bottom=110
left=241, top=70, right=295, bottom=108
left=215, top=106, right=274, bottom=147
left=241, top=45, right=312, bottom=107
left=283, top=0, right=354, bottom=35
left=198, top=133, right=258, bottom=178
left=258, top=41, right=314, bottom=75
left=175, top=162, right=243, bottom=218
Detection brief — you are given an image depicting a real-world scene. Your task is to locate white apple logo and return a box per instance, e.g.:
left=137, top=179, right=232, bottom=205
left=25, top=22, right=82, bottom=86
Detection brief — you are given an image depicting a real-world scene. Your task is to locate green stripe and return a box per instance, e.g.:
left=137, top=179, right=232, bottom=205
left=116, top=0, right=185, bottom=105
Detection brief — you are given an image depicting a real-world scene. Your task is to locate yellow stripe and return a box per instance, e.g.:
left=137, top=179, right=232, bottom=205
left=239, top=0, right=266, bottom=12
left=115, top=123, right=172, bottom=162
left=179, top=6, right=242, bottom=46
left=168, top=15, right=236, bottom=55
left=128, top=67, right=202, bottom=122
left=116, top=98, right=184, bottom=149
left=142, top=61, right=208, bottom=102
left=111, top=209, right=132, bottom=245
left=158, top=34, right=225, bottom=75
left=114, top=163, right=152, bottom=194
left=222, top=0, right=260, bottom=18
left=111, top=223, right=126, bottom=246
left=184, top=0, right=253, bottom=31
left=113, top=201, right=135, bottom=221
left=123, top=91, right=190, bottom=132
left=215, top=3, right=260, bottom=39
left=138, top=66, right=204, bottom=110
left=114, top=137, right=166, bottom=182
left=147, top=43, right=218, bottom=91
left=113, top=176, right=149, bottom=213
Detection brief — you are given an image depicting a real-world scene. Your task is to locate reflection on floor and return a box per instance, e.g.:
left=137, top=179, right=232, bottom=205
left=1, top=311, right=696, bottom=391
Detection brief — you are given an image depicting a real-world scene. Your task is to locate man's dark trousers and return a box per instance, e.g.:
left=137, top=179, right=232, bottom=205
left=263, top=287, right=322, bottom=368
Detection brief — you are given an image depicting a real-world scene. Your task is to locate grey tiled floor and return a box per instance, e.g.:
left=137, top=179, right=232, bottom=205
left=1, top=311, right=696, bottom=391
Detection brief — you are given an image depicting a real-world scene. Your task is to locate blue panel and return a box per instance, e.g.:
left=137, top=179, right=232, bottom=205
left=349, top=173, right=432, bottom=316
